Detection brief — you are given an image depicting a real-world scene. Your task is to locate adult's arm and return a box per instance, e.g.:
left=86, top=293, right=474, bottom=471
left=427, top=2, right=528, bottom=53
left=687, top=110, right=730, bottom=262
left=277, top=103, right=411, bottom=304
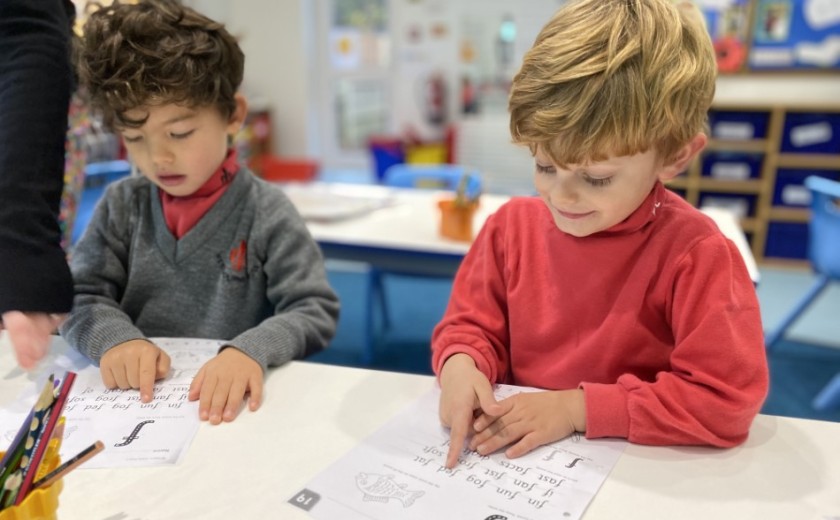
left=0, top=0, right=74, bottom=315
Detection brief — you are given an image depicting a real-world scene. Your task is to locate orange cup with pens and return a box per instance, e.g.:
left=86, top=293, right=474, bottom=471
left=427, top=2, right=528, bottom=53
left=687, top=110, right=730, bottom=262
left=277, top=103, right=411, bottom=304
left=437, top=173, right=482, bottom=242
left=0, top=440, right=62, bottom=520
left=438, top=198, right=480, bottom=242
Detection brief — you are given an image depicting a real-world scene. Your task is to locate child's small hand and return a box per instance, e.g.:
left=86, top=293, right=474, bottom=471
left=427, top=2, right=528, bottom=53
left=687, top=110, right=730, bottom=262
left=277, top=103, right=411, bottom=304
left=100, top=339, right=171, bottom=402
left=469, top=389, right=586, bottom=459
left=439, top=353, right=503, bottom=469
left=188, top=346, right=263, bottom=425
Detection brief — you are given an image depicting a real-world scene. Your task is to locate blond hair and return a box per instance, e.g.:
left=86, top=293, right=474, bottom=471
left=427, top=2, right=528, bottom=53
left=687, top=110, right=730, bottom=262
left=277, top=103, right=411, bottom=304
left=509, top=0, right=716, bottom=166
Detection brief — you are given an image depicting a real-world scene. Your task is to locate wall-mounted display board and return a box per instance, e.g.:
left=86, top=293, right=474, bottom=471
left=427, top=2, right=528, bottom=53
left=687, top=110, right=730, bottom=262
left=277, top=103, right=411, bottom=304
left=686, top=0, right=840, bottom=73
left=691, top=0, right=755, bottom=73
left=748, top=0, right=840, bottom=70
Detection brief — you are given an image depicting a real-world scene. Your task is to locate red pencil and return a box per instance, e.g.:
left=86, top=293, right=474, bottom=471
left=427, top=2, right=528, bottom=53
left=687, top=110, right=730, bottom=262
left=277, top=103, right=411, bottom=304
left=13, top=371, right=76, bottom=506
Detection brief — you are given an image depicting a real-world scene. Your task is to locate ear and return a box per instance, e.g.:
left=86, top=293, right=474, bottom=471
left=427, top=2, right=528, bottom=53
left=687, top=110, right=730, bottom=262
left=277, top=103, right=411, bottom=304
left=658, top=133, right=707, bottom=182
left=225, top=93, right=249, bottom=136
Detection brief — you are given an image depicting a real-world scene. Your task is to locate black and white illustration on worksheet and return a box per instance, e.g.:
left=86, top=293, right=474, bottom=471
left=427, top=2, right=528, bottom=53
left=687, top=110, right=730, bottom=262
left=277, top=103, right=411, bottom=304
left=293, top=385, right=627, bottom=520
left=0, top=337, right=221, bottom=469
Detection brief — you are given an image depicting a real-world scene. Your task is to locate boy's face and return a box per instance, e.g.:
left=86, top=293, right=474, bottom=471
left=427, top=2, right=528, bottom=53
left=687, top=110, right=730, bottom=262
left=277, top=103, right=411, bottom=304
left=118, top=96, right=246, bottom=197
left=533, top=147, right=668, bottom=237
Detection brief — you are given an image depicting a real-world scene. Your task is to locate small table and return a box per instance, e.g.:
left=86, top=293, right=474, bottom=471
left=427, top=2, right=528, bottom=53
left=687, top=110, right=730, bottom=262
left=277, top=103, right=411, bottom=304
left=284, top=182, right=760, bottom=283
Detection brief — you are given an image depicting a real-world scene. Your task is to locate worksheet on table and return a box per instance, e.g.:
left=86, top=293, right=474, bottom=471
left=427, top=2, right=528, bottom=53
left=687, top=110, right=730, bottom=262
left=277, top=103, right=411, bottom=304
left=0, top=338, right=220, bottom=468
left=291, top=385, right=627, bottom=520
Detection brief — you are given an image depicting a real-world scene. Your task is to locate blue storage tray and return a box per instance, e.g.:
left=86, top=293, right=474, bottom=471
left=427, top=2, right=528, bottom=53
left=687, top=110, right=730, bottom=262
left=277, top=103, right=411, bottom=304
left=765, top=222, right=809, bottom=260
left=780, top=112, right=840, bottom=154
left=701, top=152, right=763, bottom=180
left=708, top=110, right=770, bottom=140
left=699, top=191, right=757, bottom=219
left=773, top=169, right=840, bottom=207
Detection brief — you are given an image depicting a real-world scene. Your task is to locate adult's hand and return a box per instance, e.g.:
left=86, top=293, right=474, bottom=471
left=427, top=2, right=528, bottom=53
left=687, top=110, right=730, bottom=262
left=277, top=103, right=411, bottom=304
left=1, top=311, right=65, bottom=369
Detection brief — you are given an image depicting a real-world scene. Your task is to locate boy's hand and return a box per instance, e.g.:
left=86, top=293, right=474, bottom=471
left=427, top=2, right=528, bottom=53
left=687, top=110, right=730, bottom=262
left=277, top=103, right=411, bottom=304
left=100, top=339, right=171, bottom=402
left=1, top=311, right=65, bottom=370
left=469, top=389, right=586, bottom=459
left=439, top=353, right=503, bottom=469
left=188, top=346, right=263, bottom=425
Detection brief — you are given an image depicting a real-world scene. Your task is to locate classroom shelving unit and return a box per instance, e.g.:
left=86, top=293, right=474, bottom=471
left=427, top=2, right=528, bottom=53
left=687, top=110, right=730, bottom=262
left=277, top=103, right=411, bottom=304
left=667, top=103, right=840, bottom=266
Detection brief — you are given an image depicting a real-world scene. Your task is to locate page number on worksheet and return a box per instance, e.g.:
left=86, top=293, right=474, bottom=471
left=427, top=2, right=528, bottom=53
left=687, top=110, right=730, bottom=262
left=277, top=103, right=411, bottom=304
left=288, top=489, right=321, bottom=511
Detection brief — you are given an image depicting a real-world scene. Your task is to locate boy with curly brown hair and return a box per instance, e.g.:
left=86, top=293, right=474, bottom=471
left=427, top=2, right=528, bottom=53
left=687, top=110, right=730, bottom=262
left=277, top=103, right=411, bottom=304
left=433, top=0, right=769, bottom=468
left=60, top=0, right=339, bottom=424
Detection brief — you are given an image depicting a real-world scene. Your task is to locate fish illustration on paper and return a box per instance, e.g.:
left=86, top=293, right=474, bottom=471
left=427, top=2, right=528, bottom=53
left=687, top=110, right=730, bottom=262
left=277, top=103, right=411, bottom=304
left=355, top=473, right=424, bottom=507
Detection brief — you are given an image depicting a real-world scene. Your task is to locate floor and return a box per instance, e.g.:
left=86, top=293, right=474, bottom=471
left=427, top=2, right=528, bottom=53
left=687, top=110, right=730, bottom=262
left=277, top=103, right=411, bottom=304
left=309, top=264, right=840, bottom=423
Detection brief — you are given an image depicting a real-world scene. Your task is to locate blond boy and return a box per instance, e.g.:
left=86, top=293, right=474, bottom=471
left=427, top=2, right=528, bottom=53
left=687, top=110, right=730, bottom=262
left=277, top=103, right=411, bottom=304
left=433, top=0, right=768, bottom=468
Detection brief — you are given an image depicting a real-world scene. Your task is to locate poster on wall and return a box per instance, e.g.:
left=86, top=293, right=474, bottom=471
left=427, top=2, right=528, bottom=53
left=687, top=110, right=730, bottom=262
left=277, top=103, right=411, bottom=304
left=689, top=0, right=754, bottom=73
left=748, top=0, right=840, bottom=70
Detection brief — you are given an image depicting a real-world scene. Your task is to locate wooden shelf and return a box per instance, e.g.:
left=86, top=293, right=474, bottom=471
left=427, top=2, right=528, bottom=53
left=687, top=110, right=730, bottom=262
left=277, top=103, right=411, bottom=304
left=696, top=178, right=764, bottom=193
left=776, top=154, right=840, bottom=170
left=679, top=103, right=840, bottom=265
left=739, top=218, right=759, bottom=231
left=760, top=258, right=812, bottom=270
left=668, top=177, right=764, bottom=193
left=769, top=207, right=811, bottom=223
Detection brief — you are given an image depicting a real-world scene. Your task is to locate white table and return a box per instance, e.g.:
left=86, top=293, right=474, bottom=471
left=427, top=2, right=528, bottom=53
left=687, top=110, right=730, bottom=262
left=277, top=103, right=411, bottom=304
left=282, top=182, right=509, bottom=277
left=1, top=337, right=837, bottom=519
left=283, top=182, right=760, bottom=283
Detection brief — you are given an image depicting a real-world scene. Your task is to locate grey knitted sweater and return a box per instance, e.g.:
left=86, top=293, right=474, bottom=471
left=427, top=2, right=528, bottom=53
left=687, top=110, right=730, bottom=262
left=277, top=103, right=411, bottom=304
left=59, top=168, right=339, bottom=370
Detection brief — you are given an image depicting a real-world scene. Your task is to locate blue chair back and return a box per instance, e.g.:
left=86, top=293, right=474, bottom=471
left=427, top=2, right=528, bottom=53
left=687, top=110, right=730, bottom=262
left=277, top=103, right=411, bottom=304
left=806, top=176, right=840, bottom=279
left=72, top=160, right=133, bottom=245
left=382, top=164, right=482, bottom=200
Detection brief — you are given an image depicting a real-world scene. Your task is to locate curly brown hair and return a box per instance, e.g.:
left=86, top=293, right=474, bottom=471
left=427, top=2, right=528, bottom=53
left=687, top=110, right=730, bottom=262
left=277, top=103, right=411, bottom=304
left=78, top=0, right=244, bottom=129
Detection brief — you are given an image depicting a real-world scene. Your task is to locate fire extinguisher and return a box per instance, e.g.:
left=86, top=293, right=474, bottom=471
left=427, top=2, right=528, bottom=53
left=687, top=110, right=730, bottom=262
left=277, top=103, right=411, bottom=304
left=425, top=72, right=447, bottom=127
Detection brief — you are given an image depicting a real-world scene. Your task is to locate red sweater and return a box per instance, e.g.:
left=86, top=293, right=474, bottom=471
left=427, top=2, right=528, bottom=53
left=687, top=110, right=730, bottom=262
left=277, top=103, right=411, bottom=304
left=432, top=182, right=768, bottom=447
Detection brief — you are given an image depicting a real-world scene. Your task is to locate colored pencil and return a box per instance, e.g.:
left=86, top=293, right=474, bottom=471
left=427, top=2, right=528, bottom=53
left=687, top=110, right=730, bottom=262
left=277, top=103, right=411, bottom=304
left=19, top=375, right=56, bottom=468
left=32, top=441, right=104, bottom=491
left=33, top=424, right=64, bottom=484
left=0, top=375, right=54, bottom=501
left=0, top=470, right=23, bottom=509
left=0, top=409, right=33, bottom=476
left=13, top=372, right=76, bottom=506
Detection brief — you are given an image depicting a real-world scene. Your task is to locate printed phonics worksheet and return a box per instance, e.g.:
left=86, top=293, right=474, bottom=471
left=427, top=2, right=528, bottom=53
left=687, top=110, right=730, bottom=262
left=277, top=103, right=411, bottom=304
left=291, top=385, right=627, bottom=520
left=1, top=338, right=220, bottom=468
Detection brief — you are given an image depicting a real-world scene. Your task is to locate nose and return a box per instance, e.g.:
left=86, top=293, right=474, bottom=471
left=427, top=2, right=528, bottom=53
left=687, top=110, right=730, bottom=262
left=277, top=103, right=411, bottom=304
left=543, top=172, right=579, bottom=208
left=148, top=140, right=174, bottom=170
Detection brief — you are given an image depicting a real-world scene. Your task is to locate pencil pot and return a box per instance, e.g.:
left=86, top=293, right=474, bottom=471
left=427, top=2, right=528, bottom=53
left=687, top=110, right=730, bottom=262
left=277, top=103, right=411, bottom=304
left=0, top=448, right=62, bottom=520
left=437, top=198, right=479, bottom=242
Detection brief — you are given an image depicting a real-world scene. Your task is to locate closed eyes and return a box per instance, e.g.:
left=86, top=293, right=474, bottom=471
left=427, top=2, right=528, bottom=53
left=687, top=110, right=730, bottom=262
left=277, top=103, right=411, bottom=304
left=170, top=130, right=195, bottom=140
left=535, top=163, right=613, bottom=187
left=583, top=174, right=612, bottom=187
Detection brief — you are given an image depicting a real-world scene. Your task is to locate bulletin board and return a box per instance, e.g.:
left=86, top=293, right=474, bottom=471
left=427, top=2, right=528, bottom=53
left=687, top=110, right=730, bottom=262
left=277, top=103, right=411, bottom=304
left=747, top=0, right=840, bottom=71
left=690, top=0, right=754, bottom=74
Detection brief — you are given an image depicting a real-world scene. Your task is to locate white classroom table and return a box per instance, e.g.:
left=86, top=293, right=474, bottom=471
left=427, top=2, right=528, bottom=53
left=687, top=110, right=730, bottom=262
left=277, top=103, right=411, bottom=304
left=1, top=337, right=837, bottom=519
left=283, top=182, right=760, bottom=284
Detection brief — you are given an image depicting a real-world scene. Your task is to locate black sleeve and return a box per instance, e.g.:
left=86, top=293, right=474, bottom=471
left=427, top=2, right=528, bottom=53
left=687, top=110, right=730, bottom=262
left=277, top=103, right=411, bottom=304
left=0, top=0, right=75, bottom=314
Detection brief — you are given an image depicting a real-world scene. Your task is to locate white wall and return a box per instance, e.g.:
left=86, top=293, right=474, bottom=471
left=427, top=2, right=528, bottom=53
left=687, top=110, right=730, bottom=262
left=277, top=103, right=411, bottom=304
left=195, top=0, right=840, bottom=161
left=189, top=0, right=319, bottom=158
